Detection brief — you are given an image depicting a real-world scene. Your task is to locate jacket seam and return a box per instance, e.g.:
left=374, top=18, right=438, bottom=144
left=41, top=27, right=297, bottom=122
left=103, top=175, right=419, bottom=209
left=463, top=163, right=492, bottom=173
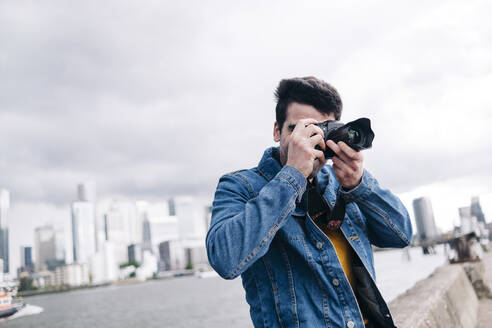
left=252, top=270, right=269, bottom=328
left=278, top=240, right=299, bottom=328
left=225, top=192, right=297, bottom=279
left=232, top=172, right=257, bottom=199
left=257, top=166, right=273, bottom=182
left=277, top=173, right=304, bottom=200
left=262, top=256, right=286, bottom=328
left=358, top=199, right=410, bottom=245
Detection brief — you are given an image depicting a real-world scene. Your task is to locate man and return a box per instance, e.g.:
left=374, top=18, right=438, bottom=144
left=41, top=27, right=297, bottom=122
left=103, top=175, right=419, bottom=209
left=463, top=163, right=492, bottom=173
left=206, top=77, right=412, bottom=328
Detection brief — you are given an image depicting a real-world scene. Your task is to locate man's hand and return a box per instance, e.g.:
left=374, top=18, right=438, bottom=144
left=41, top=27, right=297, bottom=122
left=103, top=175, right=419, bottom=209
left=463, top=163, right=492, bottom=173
left=286, top=119, right=326, bottom=179
left=326, top=140, right=364, bottom=189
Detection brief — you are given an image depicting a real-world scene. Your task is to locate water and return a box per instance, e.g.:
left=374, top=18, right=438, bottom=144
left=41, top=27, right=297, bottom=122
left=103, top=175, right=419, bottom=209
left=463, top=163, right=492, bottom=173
left=5, top=247, right=446, bottom=327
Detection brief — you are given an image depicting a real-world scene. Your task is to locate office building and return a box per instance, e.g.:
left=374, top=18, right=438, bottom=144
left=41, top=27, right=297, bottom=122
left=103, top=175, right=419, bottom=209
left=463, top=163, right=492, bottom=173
left=412, top=197, right=438, bottom=242
left=54, top=263, right=90, bottom=287
left=128, top=243, right=143, bottom=264
left=35, top=225, right=65, bottom=271
left=102, top=200, right=140, bottom=265
left=174, top=196, right=206, bottom=240
left=77, top=182, right=96, bottom=202
left=90, top=241, right=118, bottom=284
left=19, top=246, right=34, bottom=273
left=140, top=201, right=178, bottom=253
left=0, top=189, right=9, bottom=273
left=72, top=201, right=96, bottom=264
left=158, top=240, right=185, bottom=271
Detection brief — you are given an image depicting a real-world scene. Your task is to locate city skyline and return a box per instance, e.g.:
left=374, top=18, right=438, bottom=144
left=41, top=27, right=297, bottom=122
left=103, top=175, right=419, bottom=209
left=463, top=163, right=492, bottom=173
left=8, top=182, right=212, bottom=278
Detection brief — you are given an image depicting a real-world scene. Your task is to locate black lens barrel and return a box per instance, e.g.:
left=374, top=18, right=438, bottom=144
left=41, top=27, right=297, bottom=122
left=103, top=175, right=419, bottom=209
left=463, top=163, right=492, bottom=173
left=314, top=117, right=374, bottom=159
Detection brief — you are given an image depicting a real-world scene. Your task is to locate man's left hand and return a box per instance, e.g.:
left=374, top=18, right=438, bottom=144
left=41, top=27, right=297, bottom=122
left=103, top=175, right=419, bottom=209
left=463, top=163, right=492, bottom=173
left=326, top=140, right=364, bottom=190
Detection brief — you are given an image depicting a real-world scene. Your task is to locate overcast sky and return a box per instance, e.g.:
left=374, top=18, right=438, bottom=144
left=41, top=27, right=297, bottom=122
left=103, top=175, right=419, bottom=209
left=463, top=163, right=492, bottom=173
left=2, top=1, right=492, bottom=273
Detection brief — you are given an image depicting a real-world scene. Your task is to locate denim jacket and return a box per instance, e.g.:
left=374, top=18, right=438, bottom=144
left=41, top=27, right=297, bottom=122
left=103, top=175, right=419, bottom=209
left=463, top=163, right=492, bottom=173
left=206, top=147, right=413, bottom=328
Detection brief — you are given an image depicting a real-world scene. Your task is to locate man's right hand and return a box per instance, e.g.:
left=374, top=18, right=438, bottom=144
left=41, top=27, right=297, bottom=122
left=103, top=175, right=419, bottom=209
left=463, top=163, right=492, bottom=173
left=285, top=119, right=326, bottom=178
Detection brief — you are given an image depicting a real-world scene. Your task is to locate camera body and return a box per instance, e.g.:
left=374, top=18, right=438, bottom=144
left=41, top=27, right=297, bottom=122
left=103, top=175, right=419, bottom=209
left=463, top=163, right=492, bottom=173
left=314, top=118, right=375, bottom=159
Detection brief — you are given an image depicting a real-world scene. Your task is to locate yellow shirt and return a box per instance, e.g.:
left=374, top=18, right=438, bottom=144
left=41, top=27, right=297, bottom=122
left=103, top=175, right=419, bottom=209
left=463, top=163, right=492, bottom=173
left=321, top=227, right=356, bottom=290
left=319, top=226, right=368, bottom=325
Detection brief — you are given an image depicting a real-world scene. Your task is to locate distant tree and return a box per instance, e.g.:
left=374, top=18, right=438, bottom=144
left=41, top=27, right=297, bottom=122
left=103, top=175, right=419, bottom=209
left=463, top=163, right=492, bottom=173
left=19, top=277, right=37, bottom=291
left=119, top=260, right=140, bottom=269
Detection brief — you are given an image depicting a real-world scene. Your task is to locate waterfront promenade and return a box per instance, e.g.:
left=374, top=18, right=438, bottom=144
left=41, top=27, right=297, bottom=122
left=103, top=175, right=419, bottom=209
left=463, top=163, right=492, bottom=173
left=389, top=247, right=492, bottom=328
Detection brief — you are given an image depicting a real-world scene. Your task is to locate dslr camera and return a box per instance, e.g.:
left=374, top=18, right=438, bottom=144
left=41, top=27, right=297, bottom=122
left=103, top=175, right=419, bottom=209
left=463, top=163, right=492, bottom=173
left=314, top=118, right=375, bottom=159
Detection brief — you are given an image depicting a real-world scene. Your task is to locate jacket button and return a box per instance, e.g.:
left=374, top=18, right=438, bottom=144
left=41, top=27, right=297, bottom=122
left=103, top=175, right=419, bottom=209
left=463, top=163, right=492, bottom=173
left=330, top=201, right=335, bottom=206
left=332, top=278, right=339, bottom=286
left=346, top=321, right=355, bottom=328
left=316, top=241, right=323, bottom=249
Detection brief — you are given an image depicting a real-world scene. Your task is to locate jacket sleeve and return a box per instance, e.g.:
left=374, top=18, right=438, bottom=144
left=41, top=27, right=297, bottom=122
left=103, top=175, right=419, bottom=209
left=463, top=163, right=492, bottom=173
left=340, top=169, right=413, bottom=248
left=206, top=166, right=307, bottom=280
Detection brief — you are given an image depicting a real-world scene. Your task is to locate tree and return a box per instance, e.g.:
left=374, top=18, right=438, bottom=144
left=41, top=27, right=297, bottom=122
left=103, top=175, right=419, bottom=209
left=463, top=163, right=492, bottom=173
left=19, top=276, right=37, bottom=291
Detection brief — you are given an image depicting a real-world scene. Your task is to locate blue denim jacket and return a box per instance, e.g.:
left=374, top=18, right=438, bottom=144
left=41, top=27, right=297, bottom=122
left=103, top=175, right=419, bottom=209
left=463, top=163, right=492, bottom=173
left=206, top=147, right=413, bottom=328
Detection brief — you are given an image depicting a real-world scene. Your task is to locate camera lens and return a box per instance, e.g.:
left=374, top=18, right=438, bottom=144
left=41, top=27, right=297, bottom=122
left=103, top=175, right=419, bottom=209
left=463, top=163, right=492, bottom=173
left=347, top=128, right=361, bottom=144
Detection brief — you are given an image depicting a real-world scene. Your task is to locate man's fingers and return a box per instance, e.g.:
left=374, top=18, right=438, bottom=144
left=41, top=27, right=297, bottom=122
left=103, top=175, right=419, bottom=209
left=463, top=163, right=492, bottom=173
left=332, top=162, right=346, bottom=179
left=302, top=124, right=324, bottom=139
left=326, top=140, right=351, bottom=163
left=292, top=119, right=324, bottom=137
left=337, top=141, right=363, bottom=161
left=326, top=140, right=342, bottom=156
left=332, top=156, right=354, bottom=176
left=293, top=118, right=319, bottom=133
left=313, top=149, right=325, bottom=161
left=310, top=134, right=326, bottom=150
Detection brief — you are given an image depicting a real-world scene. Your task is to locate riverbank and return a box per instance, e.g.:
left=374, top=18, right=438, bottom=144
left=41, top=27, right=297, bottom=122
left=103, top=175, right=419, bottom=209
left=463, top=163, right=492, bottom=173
left=18, top=269, right=196, bottom=298
left=389, top=250, right=492, bottom=328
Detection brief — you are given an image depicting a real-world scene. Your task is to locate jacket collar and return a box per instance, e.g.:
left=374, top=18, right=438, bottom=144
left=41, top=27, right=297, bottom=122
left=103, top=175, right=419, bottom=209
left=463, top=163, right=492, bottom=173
left=257, top=147, right=283, bottom=182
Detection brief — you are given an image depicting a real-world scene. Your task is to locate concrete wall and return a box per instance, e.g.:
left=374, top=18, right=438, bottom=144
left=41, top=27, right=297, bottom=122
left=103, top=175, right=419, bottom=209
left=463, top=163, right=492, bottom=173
left=389, top=264, right=478, bottom=328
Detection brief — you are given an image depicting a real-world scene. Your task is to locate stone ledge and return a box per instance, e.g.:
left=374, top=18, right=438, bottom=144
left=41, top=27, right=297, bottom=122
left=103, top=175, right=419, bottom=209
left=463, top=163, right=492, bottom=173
left=389, top=264, right=478, bottom=328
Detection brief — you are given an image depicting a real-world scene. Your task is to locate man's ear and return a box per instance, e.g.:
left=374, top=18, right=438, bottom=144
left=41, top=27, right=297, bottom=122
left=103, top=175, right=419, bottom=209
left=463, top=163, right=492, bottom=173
left=273, top=121, right=281, bottom=142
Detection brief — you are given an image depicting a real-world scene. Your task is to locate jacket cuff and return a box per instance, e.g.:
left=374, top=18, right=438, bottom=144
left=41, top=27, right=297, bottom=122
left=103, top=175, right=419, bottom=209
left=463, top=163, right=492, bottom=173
left=277, top=166, right=307, bottom=202
left=339, top=169, right=375, bottom=202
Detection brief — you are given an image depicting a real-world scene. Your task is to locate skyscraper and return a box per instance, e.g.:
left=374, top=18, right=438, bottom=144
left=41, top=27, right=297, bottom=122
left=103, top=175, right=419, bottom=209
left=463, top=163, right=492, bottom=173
left=412, top=197, right=438, bottom=241
left=35, top=225, right=65, bottom=271
left=20, top=246, right=33, bottom=269
left=72, top=183, right=98, bottom=264
left=138, top=201, right=178, bottom=253
left=102, top=200, right=139, bottom=265
left=0, top=189, right=9, bottom=273
left=72, top=201, right=96, bottom=264
left=174, top=196, right=205, bottom=240
left=77, top=182, right=96, bottom=202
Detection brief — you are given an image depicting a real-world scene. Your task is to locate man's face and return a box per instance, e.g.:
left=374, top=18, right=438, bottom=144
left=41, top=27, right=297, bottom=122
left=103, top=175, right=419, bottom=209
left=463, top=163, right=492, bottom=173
left=273, top=102, right=335, bottom=179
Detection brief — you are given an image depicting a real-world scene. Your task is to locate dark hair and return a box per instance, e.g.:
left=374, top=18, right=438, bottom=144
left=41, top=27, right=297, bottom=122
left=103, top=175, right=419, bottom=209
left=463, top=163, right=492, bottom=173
left=274, top=76, right=343, bottom=131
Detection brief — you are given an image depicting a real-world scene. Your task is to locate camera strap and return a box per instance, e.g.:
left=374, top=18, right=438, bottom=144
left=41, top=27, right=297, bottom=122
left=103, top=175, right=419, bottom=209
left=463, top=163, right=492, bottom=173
left=307, top=179, right=346, bottom=231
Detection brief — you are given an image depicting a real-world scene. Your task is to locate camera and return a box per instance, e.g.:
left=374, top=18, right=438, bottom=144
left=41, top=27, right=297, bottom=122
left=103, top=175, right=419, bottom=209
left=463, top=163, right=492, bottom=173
left=314, top=118, right=375, bottom=159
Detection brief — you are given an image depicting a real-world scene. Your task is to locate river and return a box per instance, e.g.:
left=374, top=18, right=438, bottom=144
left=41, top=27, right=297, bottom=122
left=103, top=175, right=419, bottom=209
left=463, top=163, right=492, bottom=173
left=5, top=246, right=446, bottom=327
